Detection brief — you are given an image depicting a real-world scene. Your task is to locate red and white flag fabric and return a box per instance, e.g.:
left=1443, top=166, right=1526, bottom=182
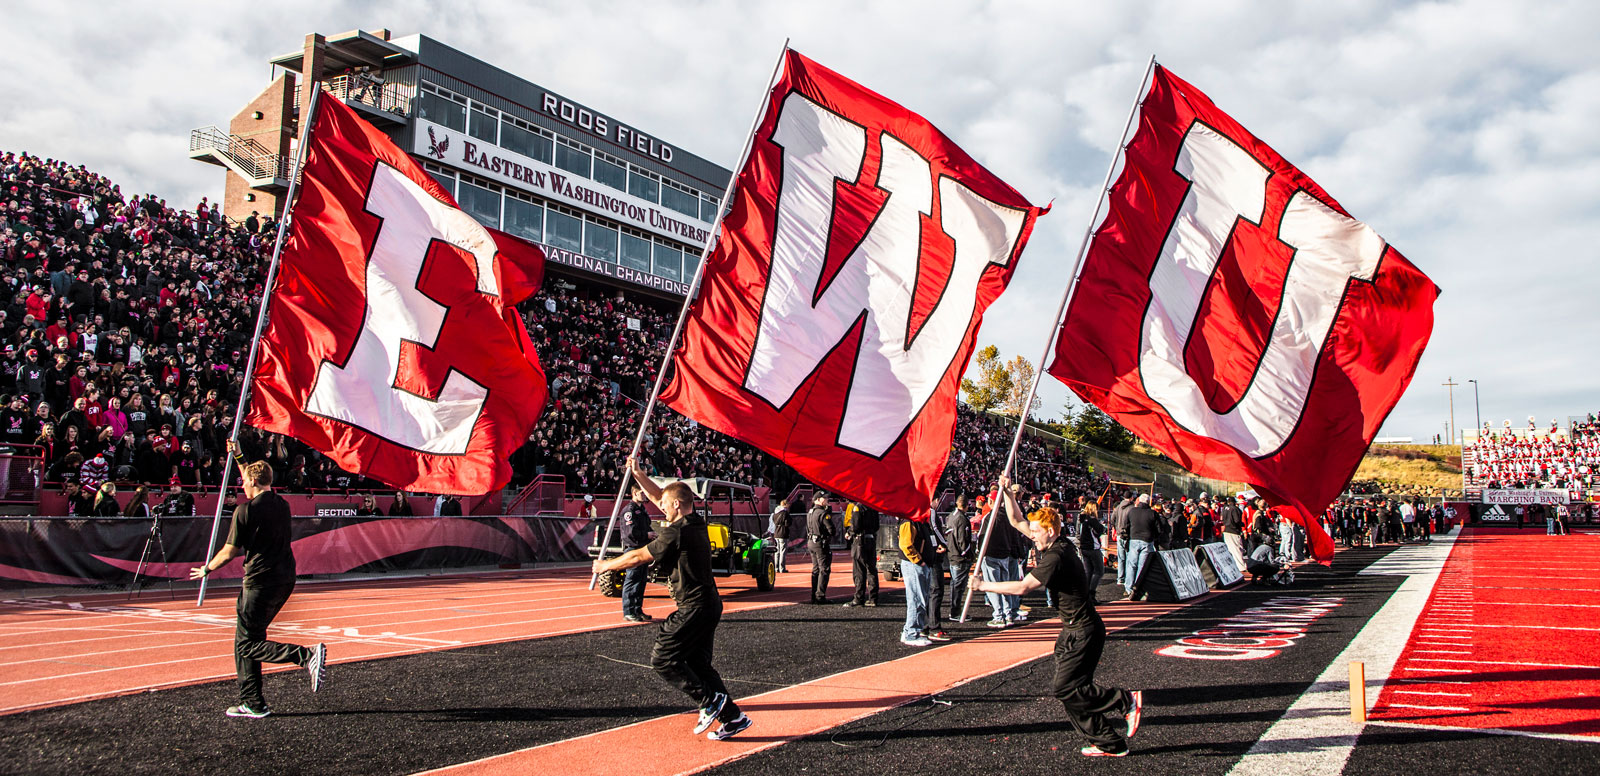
left=1048, top=66, right=1439, bottom=562
left=660, top=50, right=1046, bottom=518
left=248, top=95, right=548, bottom=495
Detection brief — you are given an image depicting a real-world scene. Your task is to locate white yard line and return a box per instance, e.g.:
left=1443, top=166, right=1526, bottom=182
left=1226, top=529, right=1459, bottom=776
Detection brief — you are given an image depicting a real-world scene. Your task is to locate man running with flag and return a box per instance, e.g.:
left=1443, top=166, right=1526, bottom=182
left=591, top=456, right=753, bottom=741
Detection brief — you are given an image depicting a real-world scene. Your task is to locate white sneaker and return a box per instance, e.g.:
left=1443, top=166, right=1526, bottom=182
left=708, top=713, right=753, bottom=741
left=694, top=692, right=728, bottom=735
left=901, top=635, right=933, bottom=647
left=306, top=643, right=328, bottom=693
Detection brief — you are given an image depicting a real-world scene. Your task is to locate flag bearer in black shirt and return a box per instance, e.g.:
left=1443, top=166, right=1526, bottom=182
left=592, top=456, right=753, bottom=741
left=188, top=440, right=326, bottom=718
left=974, top=476, right=1143, bottom=758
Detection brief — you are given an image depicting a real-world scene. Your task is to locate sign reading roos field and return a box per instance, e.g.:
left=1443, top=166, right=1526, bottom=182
left=1482, top=489, right=1570, bottom=505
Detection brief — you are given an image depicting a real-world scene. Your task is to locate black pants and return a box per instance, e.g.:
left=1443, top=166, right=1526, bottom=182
left=650, top=604, right=741, bottom=721
left=235, top=582, right=310, bottom=708
left=1051, top=615, right=1132, bottom=752
left=947, top=556, right=972, bottom=620
left=926, top=553, right=946, bottom=626
left=808, top=541, right=831, bottom=601
left=849, top=537, right=878, bottom=604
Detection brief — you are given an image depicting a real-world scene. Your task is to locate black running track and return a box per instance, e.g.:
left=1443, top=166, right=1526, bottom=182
left=3, top=544, right=1595, bottom=775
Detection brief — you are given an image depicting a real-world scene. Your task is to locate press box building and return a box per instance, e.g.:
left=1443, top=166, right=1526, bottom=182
left=190, top=28, right=732, bottom=299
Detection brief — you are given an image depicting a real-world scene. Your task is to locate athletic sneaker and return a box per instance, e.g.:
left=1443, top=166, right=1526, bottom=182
left=986, top=617, right=1007, bottom=629
left=306, top=643, right=328, bottom=693
left=843, top=601, right=862, bottom=608
left=1014, top=610, right=1029, bottom=622
left=901, top=635, right=933, bottom=647
left=1125, top=690, right=1144, bottom=737
left=708, top=713, right=753, bottom=741
left=926, top=630, right=952, bottom=642
left=225, top=704, right=270, bottom=719
left=693, top=692, right=728, bottom=735
left=864, top=600, right=878, bottom=608
left=1081, top=744, right=1127, bottom=757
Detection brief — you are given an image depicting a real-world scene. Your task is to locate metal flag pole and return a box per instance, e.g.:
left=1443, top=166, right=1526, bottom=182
left=589, top=40, right=791, bottom=590
left=196, top=85, right=326, bottom=607
left=958, top=55, right=1157, bottom=622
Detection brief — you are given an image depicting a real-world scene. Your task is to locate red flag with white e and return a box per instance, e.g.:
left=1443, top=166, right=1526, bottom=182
left=1048, top=66, right=1439, bottom=563
left=660, top=50, right=1046, bottom=518
left=247, top=95, right=548, bottom=495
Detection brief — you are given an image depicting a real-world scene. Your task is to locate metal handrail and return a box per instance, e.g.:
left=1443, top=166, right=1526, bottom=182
left=188, top=126, right=296, bottom=183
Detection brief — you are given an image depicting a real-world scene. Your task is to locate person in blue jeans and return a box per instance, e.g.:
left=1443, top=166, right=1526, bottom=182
left=620, top=485, right=655, bottom=622
left=979, top=496, right=1025, bottom=627
left=1122, top=494, right=1160, bottom=599
left=898, top=517, right=945, bottom=646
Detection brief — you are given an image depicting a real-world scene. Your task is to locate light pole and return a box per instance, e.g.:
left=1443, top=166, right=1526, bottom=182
left=1443, top=377, right=1459, bottom=446
left=1468, top=379, right=1481, bottom=437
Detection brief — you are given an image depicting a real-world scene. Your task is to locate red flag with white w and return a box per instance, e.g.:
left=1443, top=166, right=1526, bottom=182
left=1048, top=66, right=1439, bottom=562
left=247, top=95, right=548, bottom=495
left=660, top=50, right=1046, bottom=518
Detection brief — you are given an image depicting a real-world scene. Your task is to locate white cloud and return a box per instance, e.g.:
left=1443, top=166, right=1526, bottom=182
left=0, top=0, right=1594, bottom=443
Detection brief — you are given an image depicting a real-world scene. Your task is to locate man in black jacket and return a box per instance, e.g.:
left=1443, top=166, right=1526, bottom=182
left=805, top=493, right=835, bottom=604
left=620, top=484, right=654, bottom=622
left=1220, top=495, right=1246, bottom=571
left=945, top=495, right=975, bottom=621
left=1123, top=495, right=1161, bottom=600
left=769, top=496, right=793, bottom=573
left=843, top=501, right=880, bottom=608
left=1111, top=493, right=1135, bottom=591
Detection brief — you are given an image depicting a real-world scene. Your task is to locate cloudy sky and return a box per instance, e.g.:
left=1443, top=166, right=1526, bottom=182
left=2, top=0, right=1594, bottom=443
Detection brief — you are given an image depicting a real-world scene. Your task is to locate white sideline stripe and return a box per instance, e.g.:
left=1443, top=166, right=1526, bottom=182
left=1366, top=720, right=1600, bottom=745
left=1392, top=690, right=1469, bottom=697
left=1471, top=624, right=1600, bottom=632
left=1227, top=528, right=1459, bottom=776
left=1414, top=650, right=1470, bottom=654
left=1409, top=658, right=1600, bottom=670
left=1386, top=702, right=1472, bottom=712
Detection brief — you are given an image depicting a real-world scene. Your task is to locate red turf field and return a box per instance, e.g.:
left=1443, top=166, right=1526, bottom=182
left=1374, top=527, right=1600, bottom=738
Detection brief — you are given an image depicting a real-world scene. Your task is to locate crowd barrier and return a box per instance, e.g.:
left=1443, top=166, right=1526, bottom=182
left=0, top=513, right=595, bottom=589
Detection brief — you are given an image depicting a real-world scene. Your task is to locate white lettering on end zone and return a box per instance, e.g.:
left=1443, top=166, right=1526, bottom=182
left=1157, top=596, right=1345, bottom=660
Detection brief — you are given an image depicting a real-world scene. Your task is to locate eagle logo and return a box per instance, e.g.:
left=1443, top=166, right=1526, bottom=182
left=427, top=126, right=450, bottom=160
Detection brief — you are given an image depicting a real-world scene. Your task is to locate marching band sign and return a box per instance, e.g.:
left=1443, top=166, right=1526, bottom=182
left=1481, top=489, right=1570, bottom=505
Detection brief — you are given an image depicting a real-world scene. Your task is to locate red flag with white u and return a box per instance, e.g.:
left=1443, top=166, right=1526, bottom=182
left=247, top=95, right=548, bottom=495
left=1049, top=66, right=1439, bottom=563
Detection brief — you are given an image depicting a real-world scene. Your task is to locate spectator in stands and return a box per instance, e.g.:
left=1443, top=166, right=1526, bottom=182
left=91, top=481, right=120, bottom=516
left=388, top=491, right=414, bottom=516
left=122, top=485, right=150, bottom=519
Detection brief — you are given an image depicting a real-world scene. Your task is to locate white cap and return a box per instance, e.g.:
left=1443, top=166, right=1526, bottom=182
left=1137, top=494, right=1151, bottom=504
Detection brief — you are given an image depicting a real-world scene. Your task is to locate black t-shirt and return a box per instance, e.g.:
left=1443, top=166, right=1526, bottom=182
left=224, top=491, right=295, bottom=586
left=1028, top=538, right=1096, bottom=626
left=645, top=512, right=719, bottom=609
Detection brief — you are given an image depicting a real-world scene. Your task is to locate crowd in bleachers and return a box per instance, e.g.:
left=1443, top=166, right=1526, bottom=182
left=1, top=150, right=1104, bottom=514
left=1464, top=416, right=1598, bottom=491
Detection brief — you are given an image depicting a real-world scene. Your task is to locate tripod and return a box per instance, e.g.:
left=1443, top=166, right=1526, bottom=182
left=128, top=510, right=177, bottom=600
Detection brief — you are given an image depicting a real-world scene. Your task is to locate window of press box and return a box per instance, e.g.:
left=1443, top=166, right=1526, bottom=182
left=700, top=195, right=720, bottom=223
left=468, top=107, right=498, bottom=144
left=503, top=197, right=543, bottom=243
left=593, top=155, right=628, bottom=192
left=660, top=183, right=699, bottom=219
left=545, top=209, right=583, bottom=252
left=424, top=167, right=456, bottom=198
left=501, top=122, right=552, bottom=164
left=457, top=180, right=502, bottom=228
left=554, top=141, right=592, bottom=178
left=682, top=246, right=701, bottom=278
left=585, top=221, right=618, bottom=262
left=620, top=232, right=652, bottom=272
left=417, top=89, right=466, bottom=132
left=653, top=243, right=683, bottom=281
left=628, top=168, right=659, bottom=203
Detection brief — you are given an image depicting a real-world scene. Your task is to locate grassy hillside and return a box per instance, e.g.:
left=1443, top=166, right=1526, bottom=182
left=1354, top=444, right=1463, bottom=495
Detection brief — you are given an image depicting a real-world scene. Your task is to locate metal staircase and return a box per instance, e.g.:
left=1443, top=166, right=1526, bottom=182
left=187, top=127, right=296, bottom=189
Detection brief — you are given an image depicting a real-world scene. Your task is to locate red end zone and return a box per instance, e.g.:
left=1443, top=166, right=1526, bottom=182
left=1374, top=527, right=1600, bottom=737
